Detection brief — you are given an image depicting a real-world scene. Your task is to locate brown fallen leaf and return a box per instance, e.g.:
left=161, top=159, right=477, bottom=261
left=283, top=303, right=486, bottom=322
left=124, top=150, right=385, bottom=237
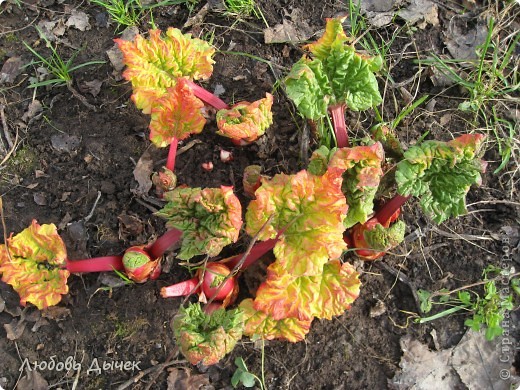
left=167, top=368, right=211, bottom=390
left=41, top=306, right=71, bottom=321
left=4, top=318, right=26, bottom=340
left=0, top=56, right=23, bottom=84
left=17, top=369, right=49, bottom=390
left=79, top=79, right=103, bottom=97
left=132, top=150, right=153, bottom=196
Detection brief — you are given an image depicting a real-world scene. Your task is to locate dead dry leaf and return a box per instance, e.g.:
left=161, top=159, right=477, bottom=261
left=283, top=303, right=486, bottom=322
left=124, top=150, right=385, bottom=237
left=33, top=192, right=48, bottom=206
left=0, top=56, right=23, bottom=85
left=167, top=368, right=211, bottom=390
left=397, top=0, right=439, bottom=28
left=79, top=79, right=103, bottom=97
left=17, top=369, right=49, bottom=390
left=264, top=19, right=312, bottom=44
left=66, top=10, right=91, bottom=31
left=444, top=16, right=488, bottom=60
left=21, top=100, right=43, bottom=123
left=41, top=306, right=71, bottom=321
left=389, top=335, right=461, bottom=389
left=132, top=150, right=153, bottom=196
left=452, top=330, right=518, bottom=390
left=4, top=318, right=26, bottom=340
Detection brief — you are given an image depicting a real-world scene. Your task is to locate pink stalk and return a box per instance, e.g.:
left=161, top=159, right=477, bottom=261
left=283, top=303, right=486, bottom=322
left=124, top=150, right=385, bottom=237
left=147, top=228, right=183, bottom=259
left=374, top=194, right=411, bottom=226
left=65, top=256, right=124, bottom=273
left=161, top=277, right=199, bottom=297
left=166, top=137, right=179, bottom=172
left=328, top=103, right=349, bottom=148
left=184, top=79, right=229, bottom=110
left=223, top=238, right=278, bottom=270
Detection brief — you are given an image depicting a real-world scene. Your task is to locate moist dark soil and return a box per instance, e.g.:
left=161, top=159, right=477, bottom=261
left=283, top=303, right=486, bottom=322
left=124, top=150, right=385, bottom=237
left=0, top=1, right=519, bottom=389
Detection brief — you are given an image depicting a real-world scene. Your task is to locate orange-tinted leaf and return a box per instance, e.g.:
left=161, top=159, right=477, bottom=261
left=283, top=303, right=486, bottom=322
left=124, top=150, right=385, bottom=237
left=216, top=93, right=273, bottom=143
left=0, top=220, right=69, bottom=309
left=329, top=143, right=385, bottom=227
left=253, top=260, right=361, bottom=321
left=157, top=186, right=243, bottom=260
left=303, top=17, right=349, bottom=60
left=115, top=28, right=215, bottom=113
left=149, top=78, right=206, bottom=147
left=245, top=168, right=347, bottom=277
left=240, top=299, right=312, bottom=342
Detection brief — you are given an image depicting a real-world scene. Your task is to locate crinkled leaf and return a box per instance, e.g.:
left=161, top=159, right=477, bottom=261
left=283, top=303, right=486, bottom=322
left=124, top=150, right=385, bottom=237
left=303, top=17, right=349, bottom=60
left=329, top=143, right=384, bottom=228
left=307, top=145, right=336, bottom=176
left=371, top=124, right=404, bottom=157
left=173, top=303, right=244, bottom=366
left=245, top=168, right=348, bottom=277
left=157, top=186, right=242, bottom=260
left=253, top=260, right=361, bottom=321
left=239, top=299, right=312, bottom=342
left=285, top=17, right=382, bottom=118
left=0, top=220, right=69, bottom=309
left=396, top=134, right=486, bottom=223
left=149, top=78, right=206, bottom=147
left=216, top=93, right=273, bottom=143
left=364, top=220, right=406, bottom=252
left=285, top=58, right=330, bottom=120
left=115, top=28, right=215, bottom=113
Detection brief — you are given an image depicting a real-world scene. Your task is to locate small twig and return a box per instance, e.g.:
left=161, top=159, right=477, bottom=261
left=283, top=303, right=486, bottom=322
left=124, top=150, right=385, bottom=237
left=0, top=197, right=13, bottom=263
left=0, top=104, right=14, bottom=149
left=428, top=271, right=520, bottom=300
left=83, top=191, right=102, bottom=222
left=116, top=353, right=185, bottom=390
left=143, top=349, right=179, bottom=390
left=375, top=261, right=421, bottom=311
left=67, top=82, right=97, bottom=111
left=206, top=215, right=275, bottom=306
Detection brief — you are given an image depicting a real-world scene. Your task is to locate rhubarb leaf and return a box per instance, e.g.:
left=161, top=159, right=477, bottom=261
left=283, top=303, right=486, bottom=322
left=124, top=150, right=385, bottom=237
left=240, top=299, right=312, bottom=342
left=329, top=143, right=385, bottom=228
left=307, top=145, right=336, bottom=176
left=395, top=134, right=486, bottom=223
left=173, top=303, right=244, bottom=366
left=149, top=78, right=206, bottom=147
left=285, top=17, right=382, bottom=118
left=364, top=220, right=406, bottom=251
left=285, top=59, right=330, bottom=120
left=157, top=186, right=243, bottom=260
left=216, top=93, right=274, bottom=143
left=115, top=28, right=215, bottom=113
left=253, top=260, right=361, bottom=321
left=0, top=220, right=69, bottom=309
left=245, top=168, right=348, bottom=277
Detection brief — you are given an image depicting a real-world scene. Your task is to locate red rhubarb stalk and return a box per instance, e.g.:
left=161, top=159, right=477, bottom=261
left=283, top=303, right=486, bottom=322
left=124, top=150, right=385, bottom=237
left=65, top=256, right=124, bottom=273
left=329, top=103, right=349, bottom=148
left=223, top=238, right=278, bottom=270
left=166, top=137, right=179, bottom=172
left=147, top=228, right=183, bottom=259
left=184, top=79, right=229, bottom=110
left=374, top=194, right=410, bottom=226
left=161, top=277, right=199, bottom=297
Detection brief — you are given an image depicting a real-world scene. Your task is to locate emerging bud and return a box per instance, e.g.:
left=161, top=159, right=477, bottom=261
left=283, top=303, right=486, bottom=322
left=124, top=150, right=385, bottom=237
left=220, top=149, right=233, bottom=163
left=122, top=246, right=161, bottom=283
left=242, top=165, right=264, bottom=198
left=201, top=161, right=214, bottom=171
left=152, top=167, right=177, bottom=198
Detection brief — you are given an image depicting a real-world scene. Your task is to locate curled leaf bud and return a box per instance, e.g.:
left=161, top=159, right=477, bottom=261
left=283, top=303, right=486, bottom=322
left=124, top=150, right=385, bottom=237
left=122, top=246, right=161, bottom=283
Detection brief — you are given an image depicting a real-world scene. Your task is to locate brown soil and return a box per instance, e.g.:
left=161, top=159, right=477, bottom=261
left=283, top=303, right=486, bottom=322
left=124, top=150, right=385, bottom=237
left=0, top=0, right=518, bottom=389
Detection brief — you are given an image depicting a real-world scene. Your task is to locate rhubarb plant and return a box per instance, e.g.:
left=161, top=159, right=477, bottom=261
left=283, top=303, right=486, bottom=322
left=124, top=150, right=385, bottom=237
left=173, top=302, right=244, bottom=366
left=116, top=28, right=274, bottom=176
left=395, top=133, right=487, bottom=223
left=0, top=221, right=69, bottom=309
left=285, top=17, right=382, bottom=147
left=156, top=186, right=243, bottom=260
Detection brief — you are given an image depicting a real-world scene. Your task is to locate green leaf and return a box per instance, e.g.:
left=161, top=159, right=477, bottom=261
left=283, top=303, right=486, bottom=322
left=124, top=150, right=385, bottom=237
left=231, top=358, right=256, bottom=388
left=173, top=303, right=244, bottom=366
left=395, top=134, right=486, bottom=223
left=458, top=291, right=472, bottom=305
left=363, top=220, right=406, bottom=252
left=417, top=289, right=432, bottom=313
left=156, top=186, right=243, bottom=260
